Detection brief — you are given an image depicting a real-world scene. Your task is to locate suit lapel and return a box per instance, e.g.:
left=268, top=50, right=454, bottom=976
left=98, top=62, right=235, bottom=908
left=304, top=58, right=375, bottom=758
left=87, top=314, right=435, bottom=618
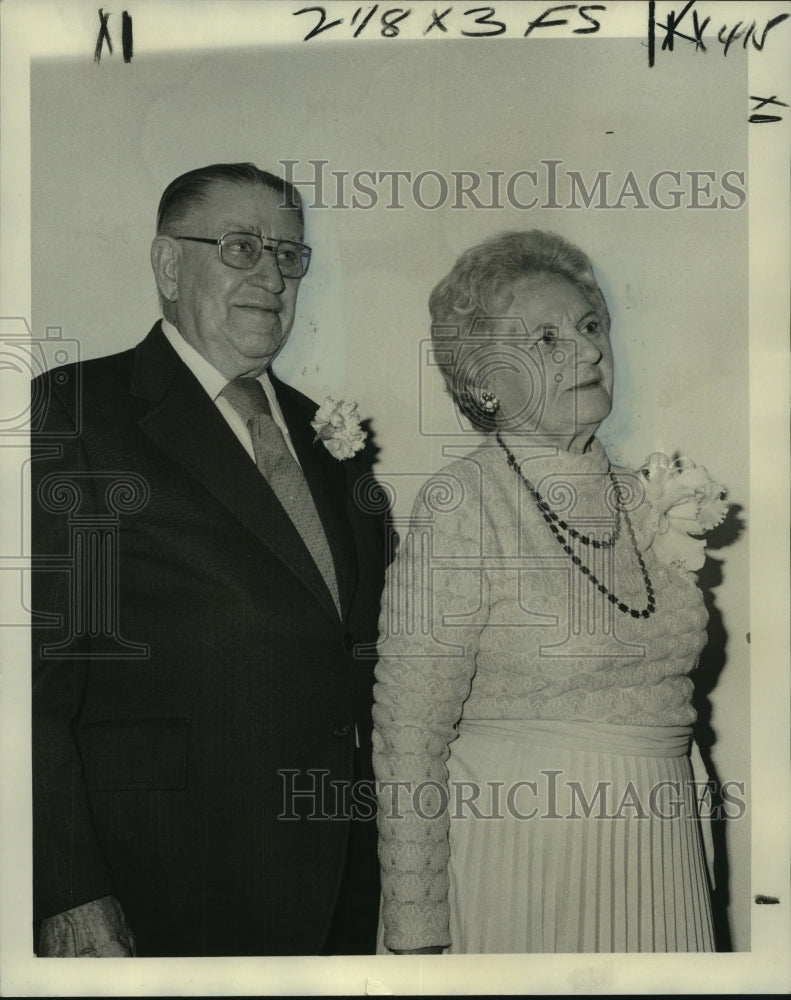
left=129, top=325, right=340, bottom=624
left=273, top=376, right=358, bottom=623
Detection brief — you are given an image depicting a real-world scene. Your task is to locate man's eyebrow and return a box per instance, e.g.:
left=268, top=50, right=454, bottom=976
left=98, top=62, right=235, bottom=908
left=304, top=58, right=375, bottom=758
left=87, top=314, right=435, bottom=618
left=220, top=224, right=304, bottom=242
left=220, top=222, right=261, bottom=235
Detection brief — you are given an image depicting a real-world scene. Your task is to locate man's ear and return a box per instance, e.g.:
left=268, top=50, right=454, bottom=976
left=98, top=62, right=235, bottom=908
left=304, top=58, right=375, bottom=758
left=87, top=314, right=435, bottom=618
left=150, top=236, right=180, bottom=304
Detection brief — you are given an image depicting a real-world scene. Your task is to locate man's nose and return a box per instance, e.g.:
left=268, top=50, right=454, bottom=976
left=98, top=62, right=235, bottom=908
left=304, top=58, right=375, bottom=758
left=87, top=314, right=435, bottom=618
left=249, top=250, right=285, bottom=293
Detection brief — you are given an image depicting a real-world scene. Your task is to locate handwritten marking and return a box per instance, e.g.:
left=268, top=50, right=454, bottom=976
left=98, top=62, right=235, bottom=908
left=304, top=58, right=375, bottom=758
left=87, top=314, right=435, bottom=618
left=648, top=1, right=789, bottom=66
left=524, top=3, right=605, bottom=37
left=351, top=4, right=380, bottom=38
left=93, top=8, right=133, bottom=63
left=94, top=8, right=112, bottom=63
left=122, top=10, right=133, bottom=62
left=293, top=5, right=344, bottom=41
left=424, top=6, right=453, bottom=34
left=461, top=6, right=507, bottom=36
left=749, top=94, right=788, bottom=124
left=754, top=894, right=780, bottom=904
left=293, top=4, right=605, bottom=41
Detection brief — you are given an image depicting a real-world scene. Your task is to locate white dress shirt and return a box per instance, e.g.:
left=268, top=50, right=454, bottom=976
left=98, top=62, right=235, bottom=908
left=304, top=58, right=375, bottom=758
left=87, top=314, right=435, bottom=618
left=161, top=318, right=301, bottom=465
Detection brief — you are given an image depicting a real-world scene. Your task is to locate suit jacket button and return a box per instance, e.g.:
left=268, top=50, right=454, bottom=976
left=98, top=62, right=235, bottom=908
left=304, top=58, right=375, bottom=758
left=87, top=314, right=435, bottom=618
left=333, top=722, right=351, bottom=738
left=343, top=633, right=355, bottom=650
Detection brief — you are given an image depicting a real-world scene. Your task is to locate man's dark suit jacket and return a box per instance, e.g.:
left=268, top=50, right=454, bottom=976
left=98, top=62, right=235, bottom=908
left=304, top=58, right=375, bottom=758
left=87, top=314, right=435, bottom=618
left=31, top=323, right=390, bottom=956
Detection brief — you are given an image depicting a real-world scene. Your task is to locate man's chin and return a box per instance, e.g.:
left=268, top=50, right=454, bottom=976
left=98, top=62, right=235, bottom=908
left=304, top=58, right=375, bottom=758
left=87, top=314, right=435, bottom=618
left=242, top=334, right=292, bottom=369
left=235, top=319, right=285, bottom=349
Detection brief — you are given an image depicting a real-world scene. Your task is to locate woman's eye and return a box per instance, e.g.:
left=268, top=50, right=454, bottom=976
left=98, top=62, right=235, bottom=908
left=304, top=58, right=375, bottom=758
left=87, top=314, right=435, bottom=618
left=582, top=319, right=600, bottom=336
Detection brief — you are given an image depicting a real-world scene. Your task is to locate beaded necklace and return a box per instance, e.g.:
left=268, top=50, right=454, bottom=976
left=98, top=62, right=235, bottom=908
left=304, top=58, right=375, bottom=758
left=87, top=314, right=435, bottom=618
left=495, top=432, right=656, bottom=619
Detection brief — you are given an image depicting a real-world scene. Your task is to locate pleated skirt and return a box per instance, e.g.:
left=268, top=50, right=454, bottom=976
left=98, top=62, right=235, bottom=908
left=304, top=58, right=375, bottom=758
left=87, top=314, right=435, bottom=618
left=444, top=720, right=715, bottom=953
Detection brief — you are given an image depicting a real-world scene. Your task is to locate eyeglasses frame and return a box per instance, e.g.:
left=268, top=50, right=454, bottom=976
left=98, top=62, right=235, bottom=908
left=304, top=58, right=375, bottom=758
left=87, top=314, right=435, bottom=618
left=173, top=231, right=311, bottom=277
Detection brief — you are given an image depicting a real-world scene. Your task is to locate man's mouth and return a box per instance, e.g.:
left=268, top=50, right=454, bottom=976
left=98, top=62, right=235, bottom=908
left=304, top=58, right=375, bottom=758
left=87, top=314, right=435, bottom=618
left=236, top=303, right=281, bottom=314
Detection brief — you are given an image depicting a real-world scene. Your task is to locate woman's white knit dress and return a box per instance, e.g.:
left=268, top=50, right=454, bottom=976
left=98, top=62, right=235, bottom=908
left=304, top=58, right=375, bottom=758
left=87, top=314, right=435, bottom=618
left=373, top=437, right=715, bottom=953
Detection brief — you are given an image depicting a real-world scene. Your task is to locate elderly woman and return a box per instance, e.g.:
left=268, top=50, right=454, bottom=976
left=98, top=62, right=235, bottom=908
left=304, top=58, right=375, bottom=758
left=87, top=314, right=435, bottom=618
left=372, top=230, right=727, bottom=954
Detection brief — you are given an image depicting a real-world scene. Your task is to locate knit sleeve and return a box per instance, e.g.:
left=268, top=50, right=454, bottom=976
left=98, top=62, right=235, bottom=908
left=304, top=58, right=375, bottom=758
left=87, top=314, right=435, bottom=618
left=372, top=465, right=489, bottom=952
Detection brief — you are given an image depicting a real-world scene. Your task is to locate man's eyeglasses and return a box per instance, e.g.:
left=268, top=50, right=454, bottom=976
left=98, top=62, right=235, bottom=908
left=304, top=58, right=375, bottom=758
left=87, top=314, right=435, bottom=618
left=174, top=232, right=311, bottom=278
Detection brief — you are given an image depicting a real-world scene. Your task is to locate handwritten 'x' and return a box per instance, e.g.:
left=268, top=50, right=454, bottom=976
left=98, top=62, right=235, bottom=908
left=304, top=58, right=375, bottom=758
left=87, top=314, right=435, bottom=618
left=94, top=8, right=112, bottom=64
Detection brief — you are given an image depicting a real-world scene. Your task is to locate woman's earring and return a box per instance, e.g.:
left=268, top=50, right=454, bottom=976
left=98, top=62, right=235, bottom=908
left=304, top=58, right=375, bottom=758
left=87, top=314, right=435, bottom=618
left=478, top=390, right=500, bottom=415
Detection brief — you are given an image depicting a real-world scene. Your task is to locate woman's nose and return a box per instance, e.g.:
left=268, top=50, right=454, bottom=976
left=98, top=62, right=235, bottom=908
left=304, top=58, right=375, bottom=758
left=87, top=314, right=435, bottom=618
left=568, top=325, right=602, bottom=364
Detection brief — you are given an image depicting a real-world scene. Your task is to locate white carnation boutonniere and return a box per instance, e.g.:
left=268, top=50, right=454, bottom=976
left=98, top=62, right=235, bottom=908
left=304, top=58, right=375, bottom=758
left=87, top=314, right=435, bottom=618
left=636, top=453, right=728, bottom=573
left=311, top=397, right=366, bottom=460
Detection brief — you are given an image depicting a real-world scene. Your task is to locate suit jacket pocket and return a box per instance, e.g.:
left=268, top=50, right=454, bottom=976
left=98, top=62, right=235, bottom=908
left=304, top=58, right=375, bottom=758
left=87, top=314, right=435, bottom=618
left=78, top=717, right=191, bottom=791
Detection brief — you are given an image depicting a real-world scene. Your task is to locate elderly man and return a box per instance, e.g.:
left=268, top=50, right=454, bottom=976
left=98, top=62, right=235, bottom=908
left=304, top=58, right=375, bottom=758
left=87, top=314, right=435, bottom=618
left=32, top=163, right=388, bottom=956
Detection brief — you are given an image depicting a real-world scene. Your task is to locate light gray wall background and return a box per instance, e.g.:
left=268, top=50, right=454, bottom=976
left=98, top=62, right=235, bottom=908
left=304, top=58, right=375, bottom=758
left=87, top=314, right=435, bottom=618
left=31, top=38, right=750, bottom=948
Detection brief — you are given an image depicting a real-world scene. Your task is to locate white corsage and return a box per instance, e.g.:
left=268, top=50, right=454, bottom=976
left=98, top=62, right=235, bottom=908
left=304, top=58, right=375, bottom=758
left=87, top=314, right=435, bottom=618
left=311, top=397, right=366, bottom=460
left=637, top=453, right=728, bottom=573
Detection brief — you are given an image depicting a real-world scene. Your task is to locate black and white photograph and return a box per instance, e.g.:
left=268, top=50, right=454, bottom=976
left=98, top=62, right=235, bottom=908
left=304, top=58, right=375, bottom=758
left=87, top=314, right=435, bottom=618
left=0, top=0, right=789, bottom=994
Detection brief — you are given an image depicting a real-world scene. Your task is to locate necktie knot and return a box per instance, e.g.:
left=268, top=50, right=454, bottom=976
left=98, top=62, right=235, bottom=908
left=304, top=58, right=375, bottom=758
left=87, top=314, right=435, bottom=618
left=221, top=377, right=271, bottom=423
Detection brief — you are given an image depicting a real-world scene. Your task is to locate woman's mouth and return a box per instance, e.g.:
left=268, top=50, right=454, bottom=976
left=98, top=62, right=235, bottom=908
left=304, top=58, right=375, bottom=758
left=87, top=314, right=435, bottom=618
left=574, top=376, right=601, bottom=390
